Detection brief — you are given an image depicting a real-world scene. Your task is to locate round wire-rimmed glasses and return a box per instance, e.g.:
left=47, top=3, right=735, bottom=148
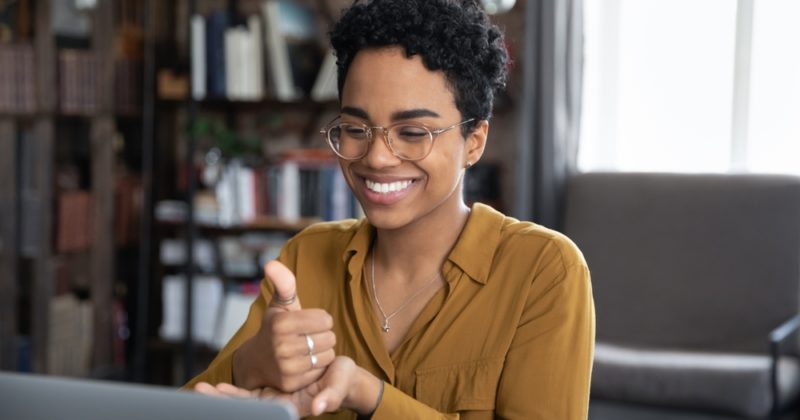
left=319, top=117, right=475, bottom=161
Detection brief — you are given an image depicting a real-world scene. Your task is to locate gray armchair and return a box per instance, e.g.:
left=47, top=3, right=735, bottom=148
left=562, top=173, right=800, bottom=419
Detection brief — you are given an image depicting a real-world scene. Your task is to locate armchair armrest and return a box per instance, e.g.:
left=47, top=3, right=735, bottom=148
left=769, top=314, right=800, bottom=419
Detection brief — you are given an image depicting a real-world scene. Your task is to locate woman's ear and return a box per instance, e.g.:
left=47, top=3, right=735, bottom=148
left=464, top=120, right=489, bottom=168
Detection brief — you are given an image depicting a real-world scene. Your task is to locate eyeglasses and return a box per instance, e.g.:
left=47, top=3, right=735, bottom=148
left=319, top=117, right=475, bottom=161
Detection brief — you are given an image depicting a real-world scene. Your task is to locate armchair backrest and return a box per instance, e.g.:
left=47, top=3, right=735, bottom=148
left=563, top=172, right=800, bottom=354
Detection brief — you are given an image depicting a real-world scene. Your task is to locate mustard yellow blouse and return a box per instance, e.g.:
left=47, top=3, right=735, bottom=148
left=185, top=203, right=595, bottom=419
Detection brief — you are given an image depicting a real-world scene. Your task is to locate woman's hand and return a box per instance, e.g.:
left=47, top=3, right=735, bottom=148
left=197, top=356, right=384, bottom=417
left=232, top=260, right=338, bottom=393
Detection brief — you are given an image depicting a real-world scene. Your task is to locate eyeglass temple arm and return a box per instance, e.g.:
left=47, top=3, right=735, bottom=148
left=431, top=118, right=476, bottom=134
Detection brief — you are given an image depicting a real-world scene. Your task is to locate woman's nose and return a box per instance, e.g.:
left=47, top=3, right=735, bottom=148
left=362, top=129, right=402, bottom=168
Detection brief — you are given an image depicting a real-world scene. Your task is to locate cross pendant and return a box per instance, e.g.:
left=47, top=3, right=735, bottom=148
left=382, top=320, right=390, bottom=333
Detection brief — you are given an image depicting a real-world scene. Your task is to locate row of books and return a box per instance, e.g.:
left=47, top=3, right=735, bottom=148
left=0, top=48, right=141, bottom=115
left=54, top=176, right=142, bottom=254
left=160, top=275, right=260, bottom=350
left=59, top=50, right=143, bottom=115
left=193, top=157, right=499, bottom=228
left=190, top=0, right=337, bottom=102
left=0, top=44, right=36, bottom=114
left=215, top=156, right=500, bottom=225
left=211, top=150, right=362, bottom=227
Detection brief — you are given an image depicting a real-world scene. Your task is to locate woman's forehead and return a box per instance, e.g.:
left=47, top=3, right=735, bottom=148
left=341, top=47, right=458, bottom=121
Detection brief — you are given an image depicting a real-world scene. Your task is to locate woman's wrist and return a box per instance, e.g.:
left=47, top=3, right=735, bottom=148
left=345, top=366, right=384, bottom=415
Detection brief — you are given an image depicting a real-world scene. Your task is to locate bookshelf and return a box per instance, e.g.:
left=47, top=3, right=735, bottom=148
left=140, top=0, right=349, bottom=385
left=0, top=0, right=147, bottom=377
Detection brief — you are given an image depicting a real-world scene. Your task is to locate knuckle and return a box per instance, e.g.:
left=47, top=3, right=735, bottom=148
left=269, top=313, right=290, bottom=334
left=277, top=361, right=292, bottom=376
left=323, top=312, right=334, bottom=329
left=273, top=342, right=290, bottom=359
left=281, top=378, right=301, bottom=393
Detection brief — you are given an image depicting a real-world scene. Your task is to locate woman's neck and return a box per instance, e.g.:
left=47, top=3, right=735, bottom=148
left=373, top=198, right=471, bottom=283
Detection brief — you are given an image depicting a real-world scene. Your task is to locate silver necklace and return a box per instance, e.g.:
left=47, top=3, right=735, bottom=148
left=370, top=243, right=441, bottom=333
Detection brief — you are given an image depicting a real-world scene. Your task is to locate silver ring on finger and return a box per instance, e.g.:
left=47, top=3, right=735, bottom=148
left=304, top=334, right=315, bottom=354
left=273, top=293, right=297, bottom=306
left=309, top=353, right=318, bottom=369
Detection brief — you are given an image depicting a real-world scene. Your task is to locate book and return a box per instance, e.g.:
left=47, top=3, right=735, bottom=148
left=16, top=44, right=36, bottom=113
left=59, top=49, right=98, bottom=115
left=277, top=160, right=300, bottom=220
left=262, top=0, right=322, bottom=101
left=311, top=48, right=338, bottom=101
left=56, top=190, right=93, bottom=253
left=159, top=238, right=216, bottom=273
left=224, top=24, right=243, bottom=99
left=246, top=15, right=265, bottom=100
left=213, top=291, right=258, bottom=350
left=190, top=15, right=207, bottom=100
left=47, top=294, right=93, bottom=377
left=159, top=274, right=224, bottom=346
left=205, top=10, right=228, bottom=98
left=0, top=44, right=37, bottom=114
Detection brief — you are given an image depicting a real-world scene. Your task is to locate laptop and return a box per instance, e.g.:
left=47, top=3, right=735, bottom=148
left=0, top=372, right=297, bottom=420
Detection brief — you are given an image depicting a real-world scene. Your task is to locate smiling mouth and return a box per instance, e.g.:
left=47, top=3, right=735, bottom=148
left=364, top=178, right=417, bottom=194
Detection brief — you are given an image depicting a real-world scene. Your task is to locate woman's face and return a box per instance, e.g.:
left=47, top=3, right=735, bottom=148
left=339, top=46, right=487, bottom=230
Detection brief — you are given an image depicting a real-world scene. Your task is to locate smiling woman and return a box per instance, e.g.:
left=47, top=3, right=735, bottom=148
left=186, top=1, right=595, bottom=419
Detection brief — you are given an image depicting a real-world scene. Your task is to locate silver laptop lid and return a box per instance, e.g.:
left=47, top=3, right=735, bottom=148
left=0, top=372, right=297, bottom=420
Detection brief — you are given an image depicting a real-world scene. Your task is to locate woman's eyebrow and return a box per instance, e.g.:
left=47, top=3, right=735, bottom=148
left=391, top=109, right=440, bottom=121
left=340, top=106, right=441, bottom=122
left=341, top=106, right=369, bottom=120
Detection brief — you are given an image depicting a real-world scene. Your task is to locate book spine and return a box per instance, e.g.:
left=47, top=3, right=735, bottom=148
left=224, top=27, right=238, bottom=100
left=262, top=0, right=297, bottom=101
left=248, top=15, right=265, bottom=100
left=206, top=11, right=228, bottom=98
left=278, top=160, right=300, bottom=220
left=190, top=15, right=207, bottom=100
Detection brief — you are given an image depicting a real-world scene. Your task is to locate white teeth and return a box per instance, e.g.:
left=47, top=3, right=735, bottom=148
left=366, top=179, right=413, bottom=194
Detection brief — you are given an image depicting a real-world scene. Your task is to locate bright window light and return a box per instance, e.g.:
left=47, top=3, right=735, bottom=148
left=580, top=0, right=799, bottom=175
left=746, top=0, right=800, bottom=174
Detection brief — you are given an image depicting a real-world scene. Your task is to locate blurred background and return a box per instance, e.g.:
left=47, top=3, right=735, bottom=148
left=0, top=0, right=798, bottom=418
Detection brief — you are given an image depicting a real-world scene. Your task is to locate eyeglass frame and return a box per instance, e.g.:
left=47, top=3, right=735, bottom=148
left=319, top=117, right=476, bottom=161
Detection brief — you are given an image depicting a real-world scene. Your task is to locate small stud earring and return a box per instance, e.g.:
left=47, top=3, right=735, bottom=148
left=465, top=161, right=473, bottom=168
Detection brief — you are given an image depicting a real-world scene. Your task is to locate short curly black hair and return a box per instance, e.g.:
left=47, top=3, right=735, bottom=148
left=330, top=0, right=509, bottom=137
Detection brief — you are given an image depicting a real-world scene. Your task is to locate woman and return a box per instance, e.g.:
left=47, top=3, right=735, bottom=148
left=189, top=0, right=594, bottom=418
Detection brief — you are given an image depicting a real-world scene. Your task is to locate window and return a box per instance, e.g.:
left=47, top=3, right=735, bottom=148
left=579, top=0, right=800, bottom=174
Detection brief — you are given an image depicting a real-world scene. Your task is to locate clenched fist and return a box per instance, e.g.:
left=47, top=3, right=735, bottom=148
left=231, top=260, right=337, bottom=392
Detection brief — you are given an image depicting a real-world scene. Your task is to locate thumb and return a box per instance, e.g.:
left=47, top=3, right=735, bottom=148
left=310, top=389, right=340, bottom=416
left=265, top=260, right=302, bottom=311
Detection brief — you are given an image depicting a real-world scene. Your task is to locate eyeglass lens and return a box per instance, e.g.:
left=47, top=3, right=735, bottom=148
left=328, top=123, right=433, bottom=160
